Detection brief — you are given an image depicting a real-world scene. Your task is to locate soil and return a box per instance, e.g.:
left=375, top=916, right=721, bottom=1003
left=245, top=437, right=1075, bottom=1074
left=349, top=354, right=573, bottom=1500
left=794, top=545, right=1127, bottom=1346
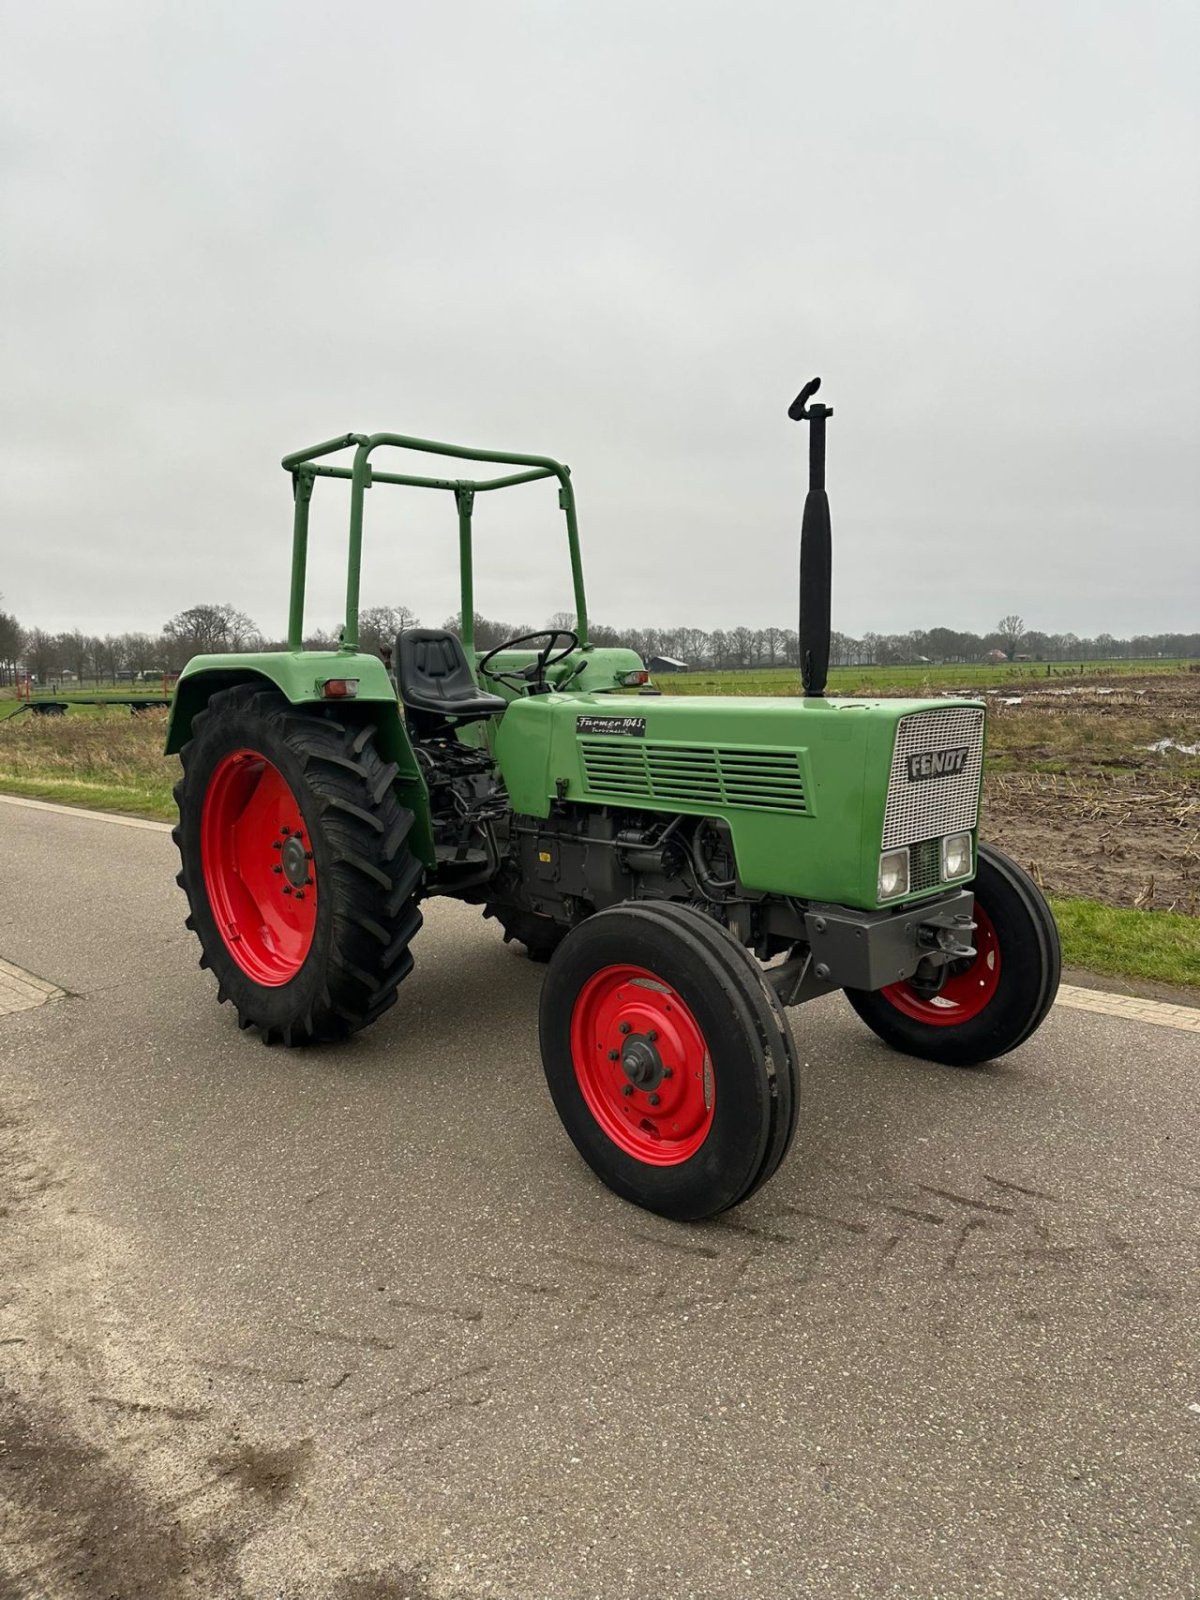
left=966, top=671, right=1200, bottom=914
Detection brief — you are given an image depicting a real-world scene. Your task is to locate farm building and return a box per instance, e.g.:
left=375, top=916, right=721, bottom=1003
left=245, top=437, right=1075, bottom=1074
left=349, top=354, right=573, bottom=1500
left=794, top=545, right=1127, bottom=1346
left=646, top=654, right=688, bottom=673
left=983, top=649, right=1008, bottom=664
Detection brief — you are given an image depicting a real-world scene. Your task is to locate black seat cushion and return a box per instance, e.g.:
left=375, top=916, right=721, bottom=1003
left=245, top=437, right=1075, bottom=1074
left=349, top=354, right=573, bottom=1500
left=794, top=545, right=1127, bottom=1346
left=396, top=628, right=507, bottom=723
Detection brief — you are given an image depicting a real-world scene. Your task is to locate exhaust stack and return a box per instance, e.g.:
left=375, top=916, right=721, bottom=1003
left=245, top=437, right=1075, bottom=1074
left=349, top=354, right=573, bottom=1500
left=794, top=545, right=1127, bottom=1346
left=788, top=377, right=833, bottom=697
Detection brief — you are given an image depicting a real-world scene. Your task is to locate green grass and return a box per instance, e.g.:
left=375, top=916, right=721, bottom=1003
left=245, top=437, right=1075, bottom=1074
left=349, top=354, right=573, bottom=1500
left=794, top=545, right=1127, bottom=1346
left=1049, top=897, right=1200, bottom=988
left=659, top=658, right=1191, bottom=697
left=0, top=704, right=176, bottom=820
left=0, top=773, right=175, bottom=820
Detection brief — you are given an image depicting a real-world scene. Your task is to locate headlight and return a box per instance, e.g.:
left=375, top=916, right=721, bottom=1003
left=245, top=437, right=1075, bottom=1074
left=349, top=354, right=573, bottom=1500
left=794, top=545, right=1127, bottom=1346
left=941, top=832, right=973, bottom=881
left=878, top=847, right=910, bottom=901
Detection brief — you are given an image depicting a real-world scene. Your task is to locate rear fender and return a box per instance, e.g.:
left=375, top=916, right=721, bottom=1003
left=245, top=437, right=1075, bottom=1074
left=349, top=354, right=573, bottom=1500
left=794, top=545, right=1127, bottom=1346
left=165, top=652, right=434, bottom=866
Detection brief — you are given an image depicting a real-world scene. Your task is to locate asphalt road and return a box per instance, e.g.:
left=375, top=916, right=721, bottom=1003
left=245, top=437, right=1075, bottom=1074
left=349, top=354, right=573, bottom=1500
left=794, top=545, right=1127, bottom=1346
left=1, top=797, right=1197, bottom=1600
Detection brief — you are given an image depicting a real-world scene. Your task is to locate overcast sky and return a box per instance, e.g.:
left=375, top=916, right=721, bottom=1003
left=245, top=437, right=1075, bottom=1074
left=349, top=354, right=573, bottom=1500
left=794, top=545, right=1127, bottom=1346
left=2, top=0, right=1196, bottom=644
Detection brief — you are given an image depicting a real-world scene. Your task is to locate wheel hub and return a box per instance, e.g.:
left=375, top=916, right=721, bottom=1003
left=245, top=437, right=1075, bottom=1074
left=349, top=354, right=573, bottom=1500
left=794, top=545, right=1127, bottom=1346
left=281, top=832, right=309, bottom=886
left=620, top=1034, right=664, bottom=1090
left=568, top=965, right=716, bottom=1166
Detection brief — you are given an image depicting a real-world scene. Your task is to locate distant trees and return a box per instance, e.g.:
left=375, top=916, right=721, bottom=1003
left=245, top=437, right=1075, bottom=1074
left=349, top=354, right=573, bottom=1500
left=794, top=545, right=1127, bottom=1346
left=163, top=603, right=261, bottom=664
left=0, top=602, right=22, bottom=687
left=3, top=589, right=1197, bottom=684
left=442, top=612, right=536, bottom=651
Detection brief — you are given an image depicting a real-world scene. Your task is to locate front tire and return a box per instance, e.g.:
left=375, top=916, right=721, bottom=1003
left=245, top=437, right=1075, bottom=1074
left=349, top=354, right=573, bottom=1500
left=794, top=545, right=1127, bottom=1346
left=844, top=842, right=1060, bottom=1067
left=539, top=902, right=799, bottom=1220
left=174, top=684, right=424, bottom=1044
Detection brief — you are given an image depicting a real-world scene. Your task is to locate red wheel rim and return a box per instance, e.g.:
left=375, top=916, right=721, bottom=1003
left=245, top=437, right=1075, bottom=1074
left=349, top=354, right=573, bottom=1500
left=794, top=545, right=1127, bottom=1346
left=880, top=902, right=1001, bottom=1026
left=569, top=965, right=715, bottom=1165
left=200, top=749, right=317, bottom=986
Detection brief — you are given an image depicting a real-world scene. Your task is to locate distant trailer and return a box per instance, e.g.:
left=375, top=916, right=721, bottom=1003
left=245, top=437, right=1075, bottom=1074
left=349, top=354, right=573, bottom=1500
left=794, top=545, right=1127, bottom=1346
left=15, top=697, right=171, bottom=718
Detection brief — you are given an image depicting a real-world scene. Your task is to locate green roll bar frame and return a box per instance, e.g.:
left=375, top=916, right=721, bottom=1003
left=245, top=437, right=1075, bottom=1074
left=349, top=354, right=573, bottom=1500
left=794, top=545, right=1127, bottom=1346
left=280, top=432, right=589, bottom=658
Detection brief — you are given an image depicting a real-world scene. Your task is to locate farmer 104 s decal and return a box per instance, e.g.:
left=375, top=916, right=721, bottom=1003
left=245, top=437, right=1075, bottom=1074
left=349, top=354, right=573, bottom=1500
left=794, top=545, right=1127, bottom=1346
left=168, top=380, right=1060, bottom=1220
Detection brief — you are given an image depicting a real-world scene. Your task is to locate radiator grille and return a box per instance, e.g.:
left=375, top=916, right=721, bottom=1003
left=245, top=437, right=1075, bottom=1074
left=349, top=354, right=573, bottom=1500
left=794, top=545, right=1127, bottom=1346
left=908, top=838, right=944, bottom=894
left=882, top=708, right=984, bottom=850
left=580, top=740, right=808, bottom=815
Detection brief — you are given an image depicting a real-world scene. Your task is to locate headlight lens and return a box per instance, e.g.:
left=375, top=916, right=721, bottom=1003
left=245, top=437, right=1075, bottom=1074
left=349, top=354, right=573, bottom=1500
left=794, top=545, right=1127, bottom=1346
left=878, top=847, right=910, bottom=901
left=941, top=831, right=973, bottom=881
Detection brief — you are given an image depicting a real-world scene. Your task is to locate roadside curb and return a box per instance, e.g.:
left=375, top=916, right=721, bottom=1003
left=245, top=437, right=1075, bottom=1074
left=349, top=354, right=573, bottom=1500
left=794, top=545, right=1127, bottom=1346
left=1055, top=983, right=1200, bottom=1034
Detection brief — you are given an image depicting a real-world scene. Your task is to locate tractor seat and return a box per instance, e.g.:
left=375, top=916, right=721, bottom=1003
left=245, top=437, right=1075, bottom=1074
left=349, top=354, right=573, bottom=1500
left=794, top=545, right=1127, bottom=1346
left=395, top=628, right=507, bottom=726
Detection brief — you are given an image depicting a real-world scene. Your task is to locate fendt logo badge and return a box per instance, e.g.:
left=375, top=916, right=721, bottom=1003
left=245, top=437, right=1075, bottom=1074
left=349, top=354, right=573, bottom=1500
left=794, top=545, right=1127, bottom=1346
left=906, top=746, right=970, bottom=783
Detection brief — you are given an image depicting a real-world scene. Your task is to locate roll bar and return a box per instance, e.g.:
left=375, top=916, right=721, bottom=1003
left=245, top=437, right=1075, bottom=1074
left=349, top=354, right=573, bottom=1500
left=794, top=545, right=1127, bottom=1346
left=281, top=431, right=589, bottom=657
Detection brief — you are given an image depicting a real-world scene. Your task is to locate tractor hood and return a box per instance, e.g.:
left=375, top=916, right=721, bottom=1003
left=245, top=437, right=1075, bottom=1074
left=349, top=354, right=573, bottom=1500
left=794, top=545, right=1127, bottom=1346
left=494, top=691, right=987, bottom=909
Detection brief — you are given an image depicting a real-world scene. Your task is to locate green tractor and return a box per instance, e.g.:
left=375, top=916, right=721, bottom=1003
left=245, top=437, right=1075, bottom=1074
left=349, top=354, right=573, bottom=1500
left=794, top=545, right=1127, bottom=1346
left=168, top=381, right=1060, bottom=1220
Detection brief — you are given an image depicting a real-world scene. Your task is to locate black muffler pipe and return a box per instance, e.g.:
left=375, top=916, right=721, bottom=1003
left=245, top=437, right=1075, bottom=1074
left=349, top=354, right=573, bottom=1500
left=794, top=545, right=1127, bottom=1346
left=788, top=377, right=832, bottom=697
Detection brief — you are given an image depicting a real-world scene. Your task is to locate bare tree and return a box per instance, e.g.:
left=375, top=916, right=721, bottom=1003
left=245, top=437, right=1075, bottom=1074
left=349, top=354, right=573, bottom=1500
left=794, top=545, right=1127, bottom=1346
left=23, top=629, right=61, bottom=684
left=119, top=632, right=159, bottom=674
left=996, top=614, right=1026, bottom=660
left=59, top=629, right=91, bottom=682
left=163, top=604, right=262, bottom=662
left=358, top=604, right=419, bottom=655
left=0, top=604, right=23, bottom=686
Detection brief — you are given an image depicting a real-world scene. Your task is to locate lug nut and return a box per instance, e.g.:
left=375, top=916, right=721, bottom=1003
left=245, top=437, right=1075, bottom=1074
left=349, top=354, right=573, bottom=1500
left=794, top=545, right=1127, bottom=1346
left=662, top=1066, right=673, bottom=1079
left=281, top=826, right=291, bottom=836
left=647, top=1029, right=658, bottom=1042
left=272, top=864, right=283, bottom=875
left=295, top=891, right=305, bottom=900
left=648, top=1093, right=661, bottom=1106
left=272, top=840, right=283, bottom=851
left=621, top=1084, right=634, bottom=1097
left=618, top=1021, right=631, bottom=1034
left=608, top=1049, right=619, bottom=1061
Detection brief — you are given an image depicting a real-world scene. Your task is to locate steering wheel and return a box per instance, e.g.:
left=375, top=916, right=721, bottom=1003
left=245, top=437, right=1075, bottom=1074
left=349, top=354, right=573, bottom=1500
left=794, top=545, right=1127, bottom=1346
left=477, top=630, right=580, bottom=695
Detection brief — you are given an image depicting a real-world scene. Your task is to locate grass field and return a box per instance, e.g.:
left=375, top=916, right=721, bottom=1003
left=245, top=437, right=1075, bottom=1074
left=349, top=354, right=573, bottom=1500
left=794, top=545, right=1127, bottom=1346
left=0, top=701, right=175, bottom=819
left=1, top=666, right=1197, bottom=989
left=658, top=658, right=1191, bottom=697
left=1049, top=897, right=1199, bottom=988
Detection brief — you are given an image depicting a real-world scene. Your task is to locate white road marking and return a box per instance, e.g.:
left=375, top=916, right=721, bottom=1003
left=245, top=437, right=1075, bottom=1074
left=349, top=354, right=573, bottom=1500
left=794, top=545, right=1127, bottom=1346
left=0, top=793, right=172, bottom=832
left=0, top=957, right=65, bottom=1017
left=1056, top=983, right=1200, bottom=1034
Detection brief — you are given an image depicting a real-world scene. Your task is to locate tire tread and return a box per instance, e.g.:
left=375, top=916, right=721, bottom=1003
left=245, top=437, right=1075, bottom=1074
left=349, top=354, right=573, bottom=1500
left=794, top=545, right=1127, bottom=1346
left=174, top=684, right=424, bottom=1044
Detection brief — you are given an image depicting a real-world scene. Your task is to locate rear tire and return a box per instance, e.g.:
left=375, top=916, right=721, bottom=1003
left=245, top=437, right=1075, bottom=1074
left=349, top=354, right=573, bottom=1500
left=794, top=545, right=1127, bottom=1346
left=173, top=684, right=424, bottom=1044
left=844, top=843, right=1060, bottom=1067
left=539, top=902, right=799, bottom=1220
